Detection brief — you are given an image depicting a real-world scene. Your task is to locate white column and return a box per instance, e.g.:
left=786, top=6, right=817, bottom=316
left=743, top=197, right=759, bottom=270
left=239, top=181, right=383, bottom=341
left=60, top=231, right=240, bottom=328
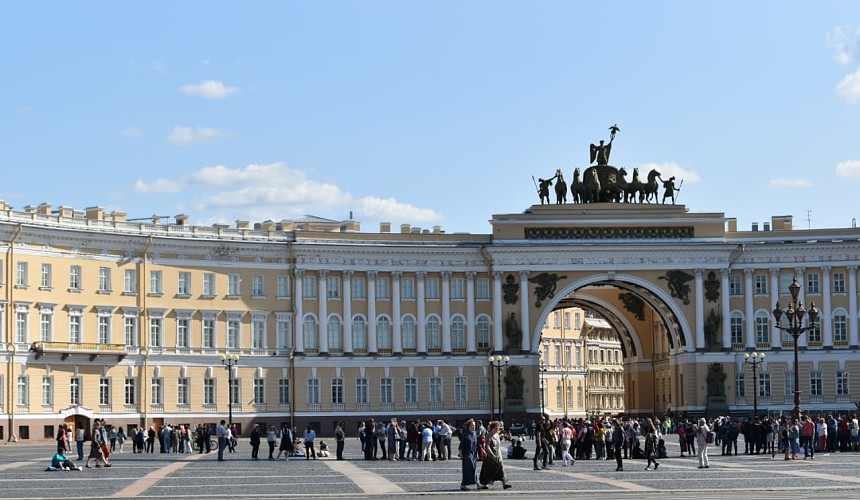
left=770, top=268, right=781, bottom=349
left=849, top=266, right=858, bottom=347
left=441, top=271, right=452, bottom=354
left=416, top=272, right=427, bottom=353
left=392, top=271, right=402, bottom=354
left=519, top=270, right=530, bottom=353
left=466, top=271, right=476, bottom=353
left=294, top=270, right=304, bottom=353
left=492, top=271, right=504, bottom=353
left=795, top=268, right=808, bottom=348
left=822, top=266, right=833, bottom=348
left=318, top=270, right=328, bottom=354
left=343, top=271, right=353, bottom=353
left=695, top=269, right=705, bottom=350
left=367, top=271, right=378, bottom=354
left=744, top=269, right=755, bottom=349
left=721, top=269, right=731, bottom=350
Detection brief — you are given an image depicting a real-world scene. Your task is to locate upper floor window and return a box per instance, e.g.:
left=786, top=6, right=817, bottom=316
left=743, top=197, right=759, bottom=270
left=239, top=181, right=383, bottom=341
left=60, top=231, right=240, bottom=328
left=833, top=272, right=846, bottom=294
left=203, top=273, right=216, bottom=296
left=376, top=277, right=390, bottom=299
left=149, top=270, right=163, bottom=295
left=476, top=278, right=490, bottom=300
left=450, top=277, right=465, bottom=299
left=69, top=265, right=82, bottom=290
left=252, top=275, right=265, bottom=297
left=40, top=263, right=52, bottom=289
left=729, top=274, right=742, bottom=295
left=16, top=262, right=28, bottom=287
left=228, top=274, right=241, bottom=296
left=124, top=270, right=137, bottom=293
left=178, top=272, right=191, bottom=296
left=302, top=275, right=316, bottom=299
left=401, top=277, right=415, bottom=300
left=351, top=276, right=366, bottom=299
left=426, top=278, right=440, bottom=299
left=326, top=276, right=340, bottom=299
left=277, top=275, right=290, bottom=298
left=98, top=267, right=111, bottom=292
left=806, top=273, right=820, bottom=294
left=754, top=274, right=768, bottom=295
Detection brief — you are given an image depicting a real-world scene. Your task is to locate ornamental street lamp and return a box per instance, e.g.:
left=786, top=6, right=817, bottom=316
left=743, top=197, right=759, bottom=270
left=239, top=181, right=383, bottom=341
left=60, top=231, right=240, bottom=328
left=743, top=351, right=765, bottom=418
left=538, top=348, right=547, bottom=417
left=772, top=277, right=818, bottom=423
left=488, top=355, right=509, bottom=424
left=220, top=353, right=240, bottom=426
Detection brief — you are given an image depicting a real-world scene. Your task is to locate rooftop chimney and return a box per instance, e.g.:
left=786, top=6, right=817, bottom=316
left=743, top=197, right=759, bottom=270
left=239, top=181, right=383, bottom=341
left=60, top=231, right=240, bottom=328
left=380, top=222, right=391, bottom=233
left=174, top=214, right=189, bottom=226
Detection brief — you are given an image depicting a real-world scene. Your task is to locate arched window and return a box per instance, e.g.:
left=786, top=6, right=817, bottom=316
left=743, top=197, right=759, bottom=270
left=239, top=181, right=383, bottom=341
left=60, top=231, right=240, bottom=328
left=755, top=311, right=770, bottom=347
left=401, top=316, right=416, bottom=353
left=352, top=316, right=367, bottom=355
left=426, top=316, right=441, bottom=354
left=303, top=315, right=318, bottom=354
left=833, top=309, right=848, bottom=344
left=451, top=315, right=465, bottom=353
left=730, top=311, right=744, bottom=348
left=376, top=316, right=392, bottom=353
left=327, top=315, right=342, bottom=354
left=476, top=315, right=491, bottom=354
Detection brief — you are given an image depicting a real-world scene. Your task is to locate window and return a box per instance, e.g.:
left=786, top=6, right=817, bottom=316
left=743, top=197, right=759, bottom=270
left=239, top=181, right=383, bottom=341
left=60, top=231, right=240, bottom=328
left=326, top=276, right=340, bottom=299
left=834, top=312, right=848, bottom=343
left=277, top=275, right=290, bottom=298
left=356, top=379, right=368, bottom=404
left=402, top=316, right=416, bottom=351
left=380, top=378, right=392, bottom=404
left=833, top=272, right=846, bottom=293
left=149, top=317, right=163, bottom=347
left=69, top=265, right=82, bottom=290
left=307, top=379, right=320, bottom=404
left=806, top=273, right=820, bottom=294
left=98, top=267, right=111, bottom=292
left=99, top=377, right=110, bottom=406
left=252, top=275, right=264, bottom=297
left=276, top=316, right=291, bottom=349
left=124, top=316, right=137, bottom=346
left=327, top=316, right=342, bottom=351
left=98, top=315, right=110, bottom=344
left=476, top=316, right=491, bottom=353
left=404, top=378, right=418, bottom=404
left=202, top=318, right=216, bottom=348
left=401, top=277, right=415, bottom=300
left=426, top=316, right=441, bottom=352
left=754, top=313, right=769, bottom=345
left=254, top=379, right=265, bottom=404
left=227, top=319, right=241, bottom=349
left=68, top=313, right=81, bottom=343
left=279, top=379, right=290, bottom=404
left=807, top=323, right=822, bottom=344
left=352, top=317, right=367, bottom=351
left=376, top=277, right=390, bottom=299
left=575, top=345, right=582, bottom=366
left=810, top=371, right=822, bottom=396
left=426, top=278, right=440, bottom=299
left=376, top=316, right=391, bottom=350
left=730, top=312, right=744, bottom=347
left=574, top=313, right=582, bottom=330
left=454, top=376, right=468, bottom=403
left=176, top=318, right=190, bottom=348
left=303, top=316, right=318, bottom=351
left=203, top=273, right=215, bottom=296
left=758, top=373, right=771, bottom=397
left=151, top=378, right=163, bottom=405
left=302, top=275, right=316, bottom=298
left=229, top=378, right=239, bottom=406
left=17, top=376, right=28, bottom=405
left=228, top=274, right=241, bottom=296
left=178, top=378, right=190, bottom=405
left=476, top=278, right=490, bottom=299
left=450, top=316, right=466, bottom=352
left=556, top=385, right=562, bottom=407
left=479, top=377, right=491, bottom=402
left=252, top=317, right=266, bottom=349
left=41, top=376, right=52, bottom=406
left=564, top=312, right=571, bottom=329
left=351, top=276, right=366, bottom=299
left=553, top=311, right=561, bottom=328
left=149, top=270, right=162, bottom=294
left=70, top=377, right=81, bottom=405
left=450, top=277, right=465, bottom=299
left=331, top=378, right=343, bottom=404
left=178, top=272, right=191, bottom=295
left=40, top=263, right=52, bottom=288
left=784, top=371, right=794, bottom=397
left=779, top=272, right=794, bottom=295
left=754, top=275, right=767, bottom=295
left=16, top=261, right=28, bottom=287
left=836, top=371, right=850, bottom=396
left=735, top=372, right=745, bottom=398
left=40, top=311, right=52, bottom=342
left=429, top=377, right=443, bottom=403
left=554, top=344, right=562, bottom=366
left=729, top=274, right=742, bottom=295
left=124, top=270, right=137, bottom=293
left=203, top=379, right=216, bottom=405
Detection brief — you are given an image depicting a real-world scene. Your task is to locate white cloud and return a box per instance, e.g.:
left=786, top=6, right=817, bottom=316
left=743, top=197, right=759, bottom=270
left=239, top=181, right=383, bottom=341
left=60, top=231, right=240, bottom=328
left=835, top=68, right=860, bottom=103
left=356, top=197, right=443, bottom=223
left=180, top=80, right=239, bottom=100
left=134, top=178, right=181, bottom=194
left=836, top=159, right=860, bottom=178
left=120, top=127, right=143, bottom=137
left=769, top=177, right=812, bottom=189
left=638, top=162, right=701, bottom=183
left=827, top=26, right=860, bottom=65
left=168, top=126, right=229, bottom=145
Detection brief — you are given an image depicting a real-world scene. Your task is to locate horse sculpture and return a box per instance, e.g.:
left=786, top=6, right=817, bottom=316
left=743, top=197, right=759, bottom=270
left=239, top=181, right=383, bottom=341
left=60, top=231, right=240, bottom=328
left=554, top=169, right=567, bottom=204
left=640, top=168, right=660, bottom=203
left=570, top=168, right=584, bottom=204
left=604, top=167, right=628, bottom=203
left=583, top=168, right=601, bottom=203
left=626, top=168, right=642, bottom=203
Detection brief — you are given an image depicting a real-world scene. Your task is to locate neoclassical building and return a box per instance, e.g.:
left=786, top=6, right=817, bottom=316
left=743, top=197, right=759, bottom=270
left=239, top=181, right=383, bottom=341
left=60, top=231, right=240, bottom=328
left=2, top=200, right=859, bottom=441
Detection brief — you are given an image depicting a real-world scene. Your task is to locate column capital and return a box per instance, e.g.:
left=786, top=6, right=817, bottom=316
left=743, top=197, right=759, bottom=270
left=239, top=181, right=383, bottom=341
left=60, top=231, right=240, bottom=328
left=391, top=271, right=402, bottom=279
left=721, top=268, right=730, bottom=278
left=416, top=271, right=426, bottom=281
left=744, top=268, right=754, bottom=277
left=441, top=271, right=452, bottom=281
left=318, top=270, right=328, bottom=279
left=343, top=270, right=354, bottom=279
left=822, top=266, right=832, bottom=275
left=769, top=268, right=780, bottom=277
left=367, top=270, right=378, bottom=280
left=466, top=271, right=477, bottom=280
left=293, top=269, right=305, bottom=279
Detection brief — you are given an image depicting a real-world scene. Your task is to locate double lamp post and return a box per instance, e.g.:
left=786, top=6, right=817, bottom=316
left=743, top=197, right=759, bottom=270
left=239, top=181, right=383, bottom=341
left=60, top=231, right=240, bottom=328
left=488, top=355, right=509, bottom=424
left=743, top=351, right=765, bottom=418
left=220, top=353, right=240, bottom=426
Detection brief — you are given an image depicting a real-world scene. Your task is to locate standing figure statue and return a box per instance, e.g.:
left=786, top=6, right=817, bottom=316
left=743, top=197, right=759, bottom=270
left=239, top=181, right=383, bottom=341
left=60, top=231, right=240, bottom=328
left=537, top=175, right=555, bottom=205
left=661, top=176, right=678, bottom=205
left=590, top=124, right=619, bottom=166
left=505, top=312, right=521, bottom=351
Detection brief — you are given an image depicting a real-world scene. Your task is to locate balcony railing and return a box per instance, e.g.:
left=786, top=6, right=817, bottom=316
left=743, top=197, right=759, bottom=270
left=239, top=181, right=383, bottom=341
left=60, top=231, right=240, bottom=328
left=377, top=348, right=393, bottom=356
left=379, top=402, right=394, bottom=412
left=331, top=403, right=345, bottom=412
left=99, top=404, right=112, bottom=414
left=30, top=341, right=128, bottom=361
left=329, top=348, right=344, bottom=356
left=454, top=401, right=469, bottom=410
left=151, top=404, right=164, bottom=413
left=427, top=348, right=442, bottom=356
left=808, top=395, right=823, bottom=404
left=405, top=402, right=418, bottom=411
left=203, top=404, right=218, bottom=413
left=402, top=348, right=417, bottom=356
left=124, top=404, right=138, bottom=413
left=307, top=403, right=322, bottom=412
left=353, top=348, right=368, bottom=356
left=836, top=394, right=851, bottom=403
left=279, top=403, right=291, bottom=413
left=177, top=404, right=191, bottom=413
left=452, top=348, right=466, bottom=355
left=834, top=340, right=849, bottom=349
left=429, top=402, right=443, bottom=411
left=355, top=403, right=370, bottom=412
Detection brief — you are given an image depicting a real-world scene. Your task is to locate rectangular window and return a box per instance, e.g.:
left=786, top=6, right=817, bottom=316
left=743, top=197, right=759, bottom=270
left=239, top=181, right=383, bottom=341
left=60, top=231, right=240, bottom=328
left=404, top=378, right=418, bottom=404
left=836, top=371, right=850, bottom=396
left=149, top=270, right=162, bottom=294
left=276, top=317, right=291, bottom=349
left=203, top=379, right=216, bottom=405
left=779, top=272, right=794, bottom=294
left=98, top=315, right=110, bottom=344
left=810, top=371, right=822, bottom=396
left=69, top=265, right=82, bottom=290
left=754, top=275, right=768, bottom=295
left=755, top=316, right=769, bottom=344
left=70, top=377, right=81, bottom=406
left=351, top=276, right=366, bottom=299
left=251, top=318, right=265, bottom=349
left=278, top=379, right=290, bottom=404
left=229, top=379, right=240, bottom=406
left=277, top=275, right=290, bottom=298
left=729, top=274, right=742, bottom=295
left=807, top=323, right=822, bottom=343
left=149, top=317, right=163, bottom=347
left=380, top=378, right=393, bottom=404
left=307, top=379, right=320, bottom=404
left=327, top=276, right=340, bottom=299
left=124, top=378, right=136, bottom=405
left=40, top=263, right=52, bottom=288
left=17, top=376, right=28, bottom=405
left=16, top=261, right=28, bottom=287
left=834, top=314, right=848, bottom=343
left=833, top=272, right=846, bottom=293
left=553, top=311, right=561, bottom=328
left=331, top=378, right=344, bottom=404
left=203, top=273, right=216, bottom=296
left=429, top=377, right=442, bottom=403
left=228, top=274, right=241, bottom=296
left=40, top=312, right=52, bottom=342
left=41, top=376, right=52, bottom=406
left=479, top=376, right=491, bottom=402
left=252, top=275, right=265, bottom=297
left=68, top=314, right=81, bottom=343
left=99, top=377, right=110, bottom=406
left=356, top=378, right=368, bottom=404
left=227, top=319, right=241, bottom=349
left=302, top=275, right=317, bottom=298
left=254, top=379, right=265, bottom=404
left=426, top=278, right=440, bottom=299
left=401, top=277, right=415, bottom=300
left=574, top=313, right=582, bottom=330
left=178, top=378, right=190, bottom=405
left=730, top=315, right=744, bottom=346
left=784, top=371, right=794, bottom=397
left=806, top=273, right=820, bottom=294
left=564, top=312, right=571, bottom=329
left=202, top=319, right=216, bottom=348
left=758, top=373, right=772, bottom=397
left=124, top=269, right=137, bottom=293
left=450, top=278, right=465, bottom=299
left=176, top=318, right=190, bottom=348
left=376, top=277, right=390, bottom=299
left=98, top=267, right=111, bottom=292
left=124, top=316, right=137, bottom=346
left=454, top=376, right=467, bottom=403
left=476, top=278, right=490, bottom=299
left=151, top=378, right=163, bottom=405
left=735, top=373, right=745, bottom=398
left=178, top=272, right=191, bottom=295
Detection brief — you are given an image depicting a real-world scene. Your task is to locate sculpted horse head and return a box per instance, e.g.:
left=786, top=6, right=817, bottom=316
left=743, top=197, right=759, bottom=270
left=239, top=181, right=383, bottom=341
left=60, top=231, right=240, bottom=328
left=554, top=168, right=567, bottom=204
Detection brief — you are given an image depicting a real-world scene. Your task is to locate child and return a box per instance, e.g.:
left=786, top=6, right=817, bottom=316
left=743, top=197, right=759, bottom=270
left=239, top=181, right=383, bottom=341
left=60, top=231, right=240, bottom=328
left=318, top=440, right=330, bottom=457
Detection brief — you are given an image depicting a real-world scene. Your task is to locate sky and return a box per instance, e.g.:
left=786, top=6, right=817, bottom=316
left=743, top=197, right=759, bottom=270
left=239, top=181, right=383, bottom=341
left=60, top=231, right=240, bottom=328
left=2, top=1, right=860, bottom=235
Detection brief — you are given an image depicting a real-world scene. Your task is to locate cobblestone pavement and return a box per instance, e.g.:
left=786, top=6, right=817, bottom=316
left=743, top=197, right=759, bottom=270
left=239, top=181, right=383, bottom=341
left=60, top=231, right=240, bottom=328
left=2, top=439, right=859, bottom=499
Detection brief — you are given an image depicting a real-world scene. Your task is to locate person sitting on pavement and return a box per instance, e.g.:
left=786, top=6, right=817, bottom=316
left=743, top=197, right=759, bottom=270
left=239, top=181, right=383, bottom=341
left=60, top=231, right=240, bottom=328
left=48, top=450, right=81, bottom=471
left=507, top=438, right=527, bottom=459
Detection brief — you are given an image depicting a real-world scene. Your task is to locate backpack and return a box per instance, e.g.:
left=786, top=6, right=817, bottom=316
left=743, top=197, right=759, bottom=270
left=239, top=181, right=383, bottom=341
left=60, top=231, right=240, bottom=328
left=705, top=430, right=715, bottom=444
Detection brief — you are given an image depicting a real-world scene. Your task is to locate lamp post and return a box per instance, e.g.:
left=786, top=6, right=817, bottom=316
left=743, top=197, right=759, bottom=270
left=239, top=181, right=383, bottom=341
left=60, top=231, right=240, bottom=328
left=538, top=348, right=547, bottom=417
left=743, top=351, right=765, bottom=418
left=220, top=353, right=240, bottom=427
left=772, top=277, right=818, bottom=422
left=489, top=355, right=510, bottom=424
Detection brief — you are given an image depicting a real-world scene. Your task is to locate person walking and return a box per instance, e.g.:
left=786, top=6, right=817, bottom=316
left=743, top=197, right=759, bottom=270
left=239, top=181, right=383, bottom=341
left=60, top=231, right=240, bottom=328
left=74, top=425, right=85, bottom=461
left=117, top=427, right=126, bottom=454
left=216, top=419, right=228, bottom=461
left=266, top=425, right=278, bottom=460
left=479, top=421, right=512, bottom=490
left=644, top=419, right=660, bottom=470
left=560, top=421, right=575, bottom=466
left=612, top=419, right=624, bottom=471
left=533, top=415, right=548, bottom=470
left=458, top=419, right=479, bottom=491
left=696, top=418, right=711, bottom=469
left=249, top=424, right=261, bottom=460
left=303, top=425, right=317, bottom=460
left=276, top=424, right=293, bottom=460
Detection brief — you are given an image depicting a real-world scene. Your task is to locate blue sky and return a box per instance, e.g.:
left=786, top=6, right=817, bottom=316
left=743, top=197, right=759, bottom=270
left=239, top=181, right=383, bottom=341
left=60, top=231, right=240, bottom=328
left=3, top=1, right=860, bottom=234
